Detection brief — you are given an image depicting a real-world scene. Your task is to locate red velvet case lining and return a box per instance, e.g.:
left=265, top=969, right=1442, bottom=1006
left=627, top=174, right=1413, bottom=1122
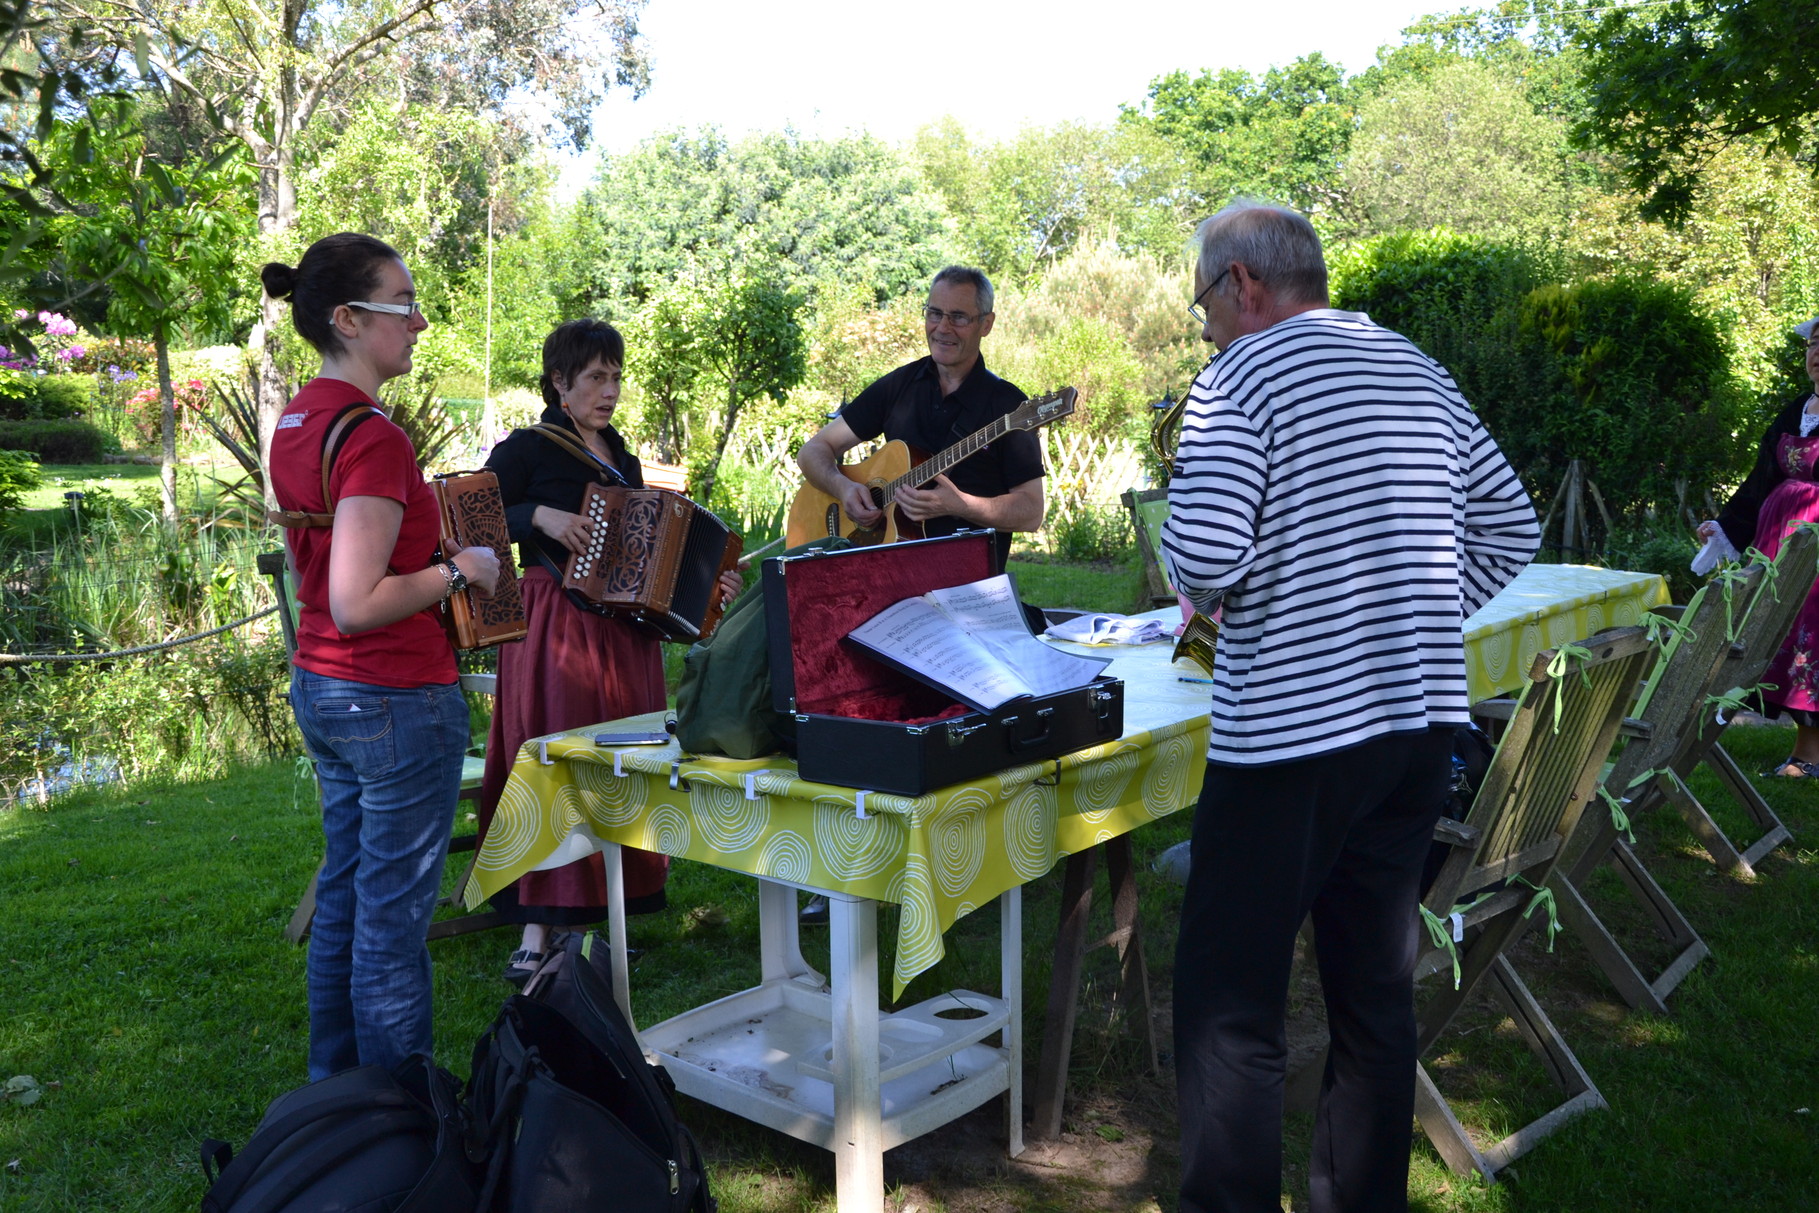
left=779, top=533, right=996, bottom=724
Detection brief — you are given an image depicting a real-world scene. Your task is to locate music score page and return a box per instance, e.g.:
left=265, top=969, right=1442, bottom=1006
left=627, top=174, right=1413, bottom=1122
left=845, top=574, right=1111, bottom=713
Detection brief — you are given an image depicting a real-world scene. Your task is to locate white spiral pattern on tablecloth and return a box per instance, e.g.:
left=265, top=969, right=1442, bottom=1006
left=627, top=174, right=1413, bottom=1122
left=479, top=773, right=544, bottom=871
left=1000, top=781, right=1056, bottom=880
left=888, top=856, right=943, bottom=978
left=929, top=788, right=989, bottom=896
left=642, top=803, right=691, bottom=855
left=572, top=760, right=649, bottom=826
left=812, top=800, right=896, bottom=880
left=690, top=780, right=769, bottom=853
left=1140, top=733, right=1201, bottom=818
left=1072, top=747, right=1140, bottom=823
left=758, top=830, right=813, bottom=883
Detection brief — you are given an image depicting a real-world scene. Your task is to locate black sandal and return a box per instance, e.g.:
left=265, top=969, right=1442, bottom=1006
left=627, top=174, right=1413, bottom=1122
left=502, top=949, right=545, bottom=986
left=1761, top=757, right=1819, bottom=779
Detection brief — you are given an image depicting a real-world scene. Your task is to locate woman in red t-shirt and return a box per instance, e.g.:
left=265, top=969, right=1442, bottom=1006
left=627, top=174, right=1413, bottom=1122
left=263, top=232, right=500, bottom=1081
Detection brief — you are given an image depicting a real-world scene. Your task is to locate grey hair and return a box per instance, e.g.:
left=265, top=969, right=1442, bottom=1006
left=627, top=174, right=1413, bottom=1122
left=1195, top=200, right=1328, bottom=306
left=931, top=265, right=994, bottom=315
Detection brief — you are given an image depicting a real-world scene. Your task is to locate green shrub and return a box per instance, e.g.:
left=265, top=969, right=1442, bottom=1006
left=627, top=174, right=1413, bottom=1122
left=0, top=418, right=113, bottom=462
left=0, top=368, right=92, bottom=421
left=1604, top=519, right=1701, bottom=605
left=0, top=448, right=42, bottom=513
left=1329, top=229, right=1555, bottom=428
left=1045, top=501, right=1133, bottom=563
left=1517, top=278, right=1749, bottom=517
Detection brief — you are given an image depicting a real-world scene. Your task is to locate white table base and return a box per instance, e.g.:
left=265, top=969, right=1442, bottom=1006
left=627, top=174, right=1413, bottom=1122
left=599, top=843, right=1024, bottom=1213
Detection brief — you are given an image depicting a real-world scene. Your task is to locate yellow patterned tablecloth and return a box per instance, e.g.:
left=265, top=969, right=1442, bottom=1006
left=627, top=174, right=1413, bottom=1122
left=465, top=690, right=1209, bottom=998
left=465, top=562, right=1668, bottom=996
left=1461, top=564, right=1670, bottom=701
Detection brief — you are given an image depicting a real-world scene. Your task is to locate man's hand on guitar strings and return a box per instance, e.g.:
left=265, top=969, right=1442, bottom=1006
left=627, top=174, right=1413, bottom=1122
left=842, top=480, right=883, bottom=527
left=895, top=474, right=965, bottom=524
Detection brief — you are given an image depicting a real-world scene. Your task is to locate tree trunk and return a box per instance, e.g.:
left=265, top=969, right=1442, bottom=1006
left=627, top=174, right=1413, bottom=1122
left=156, top=327, right=177, bottom=523
left=695, top=381, right=745, bottom=508
left=254, top=138, right=298, bottom=511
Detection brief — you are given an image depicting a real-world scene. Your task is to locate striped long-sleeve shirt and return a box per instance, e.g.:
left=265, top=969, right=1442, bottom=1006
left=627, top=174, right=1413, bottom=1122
left=1160, top=309, right=1540, bottom=766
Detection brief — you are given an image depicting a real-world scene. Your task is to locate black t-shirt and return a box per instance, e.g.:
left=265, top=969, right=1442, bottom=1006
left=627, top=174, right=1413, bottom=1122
left=839, top=355, right=1045, bottom=570
left=484, top=408, right=644, bottom=572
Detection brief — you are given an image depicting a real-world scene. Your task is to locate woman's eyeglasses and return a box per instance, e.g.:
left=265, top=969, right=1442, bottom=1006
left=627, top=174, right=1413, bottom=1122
left=344, top=299, right=423, bottom=319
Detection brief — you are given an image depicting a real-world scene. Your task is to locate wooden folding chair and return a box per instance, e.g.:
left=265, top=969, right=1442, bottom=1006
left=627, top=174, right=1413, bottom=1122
left=1121, top=487, right=1175, bottom=608
left=1544, top=577, right=1756, bottom=1013
left=1654, top=526, right=1817, bottom=876
left=258, top=551, right=506, bottom=945
left=1412, top=625, right=1654, bottom=1182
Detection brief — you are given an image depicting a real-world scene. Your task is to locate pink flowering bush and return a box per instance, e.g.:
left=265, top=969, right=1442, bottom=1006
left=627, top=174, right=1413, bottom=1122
left=124, top=378, right=208, bottom=447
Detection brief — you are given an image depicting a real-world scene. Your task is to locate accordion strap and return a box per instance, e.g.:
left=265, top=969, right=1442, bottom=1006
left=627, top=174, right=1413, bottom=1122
left=267, top=403, right=387, bottom=529
left=528, top=423, right=631, bottom=488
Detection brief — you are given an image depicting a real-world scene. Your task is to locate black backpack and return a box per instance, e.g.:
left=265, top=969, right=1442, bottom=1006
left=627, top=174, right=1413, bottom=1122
left=466, top=931, right=714, bottom=1213
left=198, top=1053, right=479, bottom=1213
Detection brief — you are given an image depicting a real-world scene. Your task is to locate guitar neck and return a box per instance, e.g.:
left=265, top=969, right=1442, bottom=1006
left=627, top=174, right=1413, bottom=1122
left=882, top=414, right=1014, bottom=502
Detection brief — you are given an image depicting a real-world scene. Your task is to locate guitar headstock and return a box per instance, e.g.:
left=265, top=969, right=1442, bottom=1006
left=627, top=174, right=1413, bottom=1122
left=1006, top=386, right=1078, bottom=432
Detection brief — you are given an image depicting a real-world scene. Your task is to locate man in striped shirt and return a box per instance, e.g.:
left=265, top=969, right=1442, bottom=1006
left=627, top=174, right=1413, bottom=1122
left=1162, top=202, right=1539, bottom=1213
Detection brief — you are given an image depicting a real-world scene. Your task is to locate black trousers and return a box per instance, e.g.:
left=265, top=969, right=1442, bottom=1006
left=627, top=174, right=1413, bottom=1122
left=1174, top=726, right=1454, bottom=1213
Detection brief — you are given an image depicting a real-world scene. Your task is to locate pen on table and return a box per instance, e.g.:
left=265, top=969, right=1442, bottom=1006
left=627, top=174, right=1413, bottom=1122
left=1177, top=675, right=1215, bottom=684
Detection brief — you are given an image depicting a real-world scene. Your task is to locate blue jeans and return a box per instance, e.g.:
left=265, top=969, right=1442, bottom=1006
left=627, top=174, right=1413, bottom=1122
left=290, top=668, right=469, bottom=1080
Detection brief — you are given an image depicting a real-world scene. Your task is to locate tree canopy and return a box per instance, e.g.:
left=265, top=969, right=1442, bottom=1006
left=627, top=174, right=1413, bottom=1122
left=1574, top=0, right=1819, bottom=223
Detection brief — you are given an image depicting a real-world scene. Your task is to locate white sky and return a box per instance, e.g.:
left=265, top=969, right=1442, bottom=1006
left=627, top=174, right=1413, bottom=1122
left=557, top=0, right=1447, bottom=193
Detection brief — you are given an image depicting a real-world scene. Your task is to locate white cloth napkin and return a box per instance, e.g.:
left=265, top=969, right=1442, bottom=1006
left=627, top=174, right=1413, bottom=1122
left=1691, top=523, right=1740, bottom=576
left=1043, top=613, right=1169, bottom=646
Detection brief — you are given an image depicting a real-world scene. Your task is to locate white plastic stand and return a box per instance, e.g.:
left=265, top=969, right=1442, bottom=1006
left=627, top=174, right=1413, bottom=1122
left=603, top=846, right=1023, bottom=1213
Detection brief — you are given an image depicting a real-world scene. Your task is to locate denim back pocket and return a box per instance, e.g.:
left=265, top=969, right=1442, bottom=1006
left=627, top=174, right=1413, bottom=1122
left=311, top=695, right=396, bottom=780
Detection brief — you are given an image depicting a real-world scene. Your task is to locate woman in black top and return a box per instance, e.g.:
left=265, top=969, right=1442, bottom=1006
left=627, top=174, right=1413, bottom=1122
left=475, top=319, right=735, bottom=982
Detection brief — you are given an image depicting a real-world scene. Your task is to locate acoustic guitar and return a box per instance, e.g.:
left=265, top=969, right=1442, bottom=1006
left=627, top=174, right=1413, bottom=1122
left=785, top=387, right=1078, bottom=548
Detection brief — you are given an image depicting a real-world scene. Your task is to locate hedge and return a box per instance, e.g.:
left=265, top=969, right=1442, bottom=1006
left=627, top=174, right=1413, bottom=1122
left=0, top=419, right=114, bottom=462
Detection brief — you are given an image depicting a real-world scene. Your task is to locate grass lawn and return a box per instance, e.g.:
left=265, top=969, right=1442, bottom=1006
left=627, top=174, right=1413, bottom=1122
left=2, top=577, right=1815, bottom=1209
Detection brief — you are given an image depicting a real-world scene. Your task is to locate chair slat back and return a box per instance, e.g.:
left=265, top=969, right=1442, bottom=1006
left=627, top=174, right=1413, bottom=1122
left=1606, top=579, right=1749, bottom=794
left=1449, top=626, right=1654, bottom=901
left=1730, top=524, right=1819, bottom=681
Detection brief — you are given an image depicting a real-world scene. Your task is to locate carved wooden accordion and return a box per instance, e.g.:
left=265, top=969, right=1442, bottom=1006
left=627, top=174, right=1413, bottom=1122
left=431, top=469, right=528, bottom=650
left=563, top=484, right=743, bottom=642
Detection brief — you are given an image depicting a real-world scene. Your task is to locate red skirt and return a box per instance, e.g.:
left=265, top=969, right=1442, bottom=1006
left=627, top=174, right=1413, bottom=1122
left=476, top=566, right=669, bottom=911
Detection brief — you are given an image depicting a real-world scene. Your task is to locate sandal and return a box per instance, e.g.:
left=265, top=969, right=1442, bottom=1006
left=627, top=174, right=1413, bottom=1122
left=502, top=949, right=546, bottom=986
left=1761, top=757, right=1819, bottom=779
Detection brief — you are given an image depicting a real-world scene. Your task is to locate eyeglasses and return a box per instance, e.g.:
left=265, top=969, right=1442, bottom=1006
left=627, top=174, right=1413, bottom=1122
left=924, top=306, right=982, bottom=330
left=344, top=299, right=423, bottom=319
left=1188, top=268, right=1233, bottom=326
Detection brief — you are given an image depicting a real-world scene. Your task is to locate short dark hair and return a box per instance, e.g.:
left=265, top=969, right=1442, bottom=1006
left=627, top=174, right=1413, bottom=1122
left=931, top=265, right=994, bottom=315
left=540, top=319, right=626, bottom=409
left=259, top=233, right=404, bottom=355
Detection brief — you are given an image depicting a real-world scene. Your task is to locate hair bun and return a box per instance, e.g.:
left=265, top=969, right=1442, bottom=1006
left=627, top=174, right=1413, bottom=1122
left=259, top=261, right=298, bottom=301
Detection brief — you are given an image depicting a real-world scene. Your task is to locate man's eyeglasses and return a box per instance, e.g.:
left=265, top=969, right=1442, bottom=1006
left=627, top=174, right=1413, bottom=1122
left=344, top=299, right=423, bottom=319
left=1188, top=268, right=1233, bottom=326
left=924, top=306, right=982, bottom=330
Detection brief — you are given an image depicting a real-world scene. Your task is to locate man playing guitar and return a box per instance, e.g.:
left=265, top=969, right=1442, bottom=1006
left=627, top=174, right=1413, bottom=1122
left=795, top=266, right=1046, bottom=573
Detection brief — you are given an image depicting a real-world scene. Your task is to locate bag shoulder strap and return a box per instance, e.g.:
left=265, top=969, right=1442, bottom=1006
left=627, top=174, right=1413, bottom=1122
left=267, top=403, right=386, bottom=528
left=528, top=423, right=632, bottom=488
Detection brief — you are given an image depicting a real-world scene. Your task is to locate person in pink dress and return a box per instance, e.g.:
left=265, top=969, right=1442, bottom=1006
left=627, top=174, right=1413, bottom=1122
left=1699, top=315, right=1819, bottom=776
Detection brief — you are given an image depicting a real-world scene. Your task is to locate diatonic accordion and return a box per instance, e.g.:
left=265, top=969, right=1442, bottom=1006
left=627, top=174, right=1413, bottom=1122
left=563, top=484, right=742, bottom=642
left=431, top=469, right=528, bottom=650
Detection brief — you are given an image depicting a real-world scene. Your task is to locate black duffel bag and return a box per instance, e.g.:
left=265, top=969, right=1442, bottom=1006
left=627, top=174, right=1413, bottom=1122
left=466, top=992, right=713, bottom=1213
left=199, top=1053, right=478, bottom=1213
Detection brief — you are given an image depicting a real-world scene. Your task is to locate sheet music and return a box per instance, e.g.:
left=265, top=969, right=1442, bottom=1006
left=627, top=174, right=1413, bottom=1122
left=847, top=596, right=1036, bottom=711
left=923, top=575, right=1110, bottom=697
left=847, top=574, right=1112, bottom=711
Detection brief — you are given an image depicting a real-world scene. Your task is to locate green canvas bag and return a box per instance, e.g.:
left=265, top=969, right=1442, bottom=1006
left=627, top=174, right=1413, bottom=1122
left=674, top=536, right=849, bottom=759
